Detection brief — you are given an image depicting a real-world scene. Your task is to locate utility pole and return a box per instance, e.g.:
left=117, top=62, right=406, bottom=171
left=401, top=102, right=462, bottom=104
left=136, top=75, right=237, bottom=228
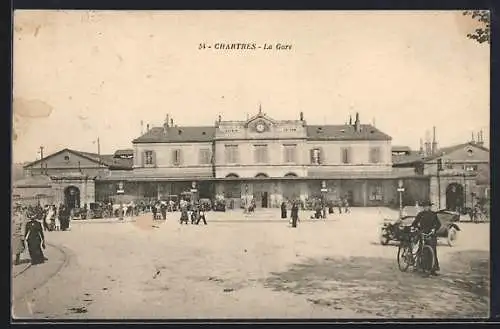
left=97, top=137, right=101, bottom=168
left=39, top=146, right=44, bottom=174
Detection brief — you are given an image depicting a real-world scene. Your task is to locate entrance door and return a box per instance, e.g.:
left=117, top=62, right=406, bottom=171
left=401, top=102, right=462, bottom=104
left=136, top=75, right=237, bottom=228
left=446, top=183, right=464, bottom=212
left=64, top=186, right=81, bottom=210
left=262, top=192, right=269, bottom=208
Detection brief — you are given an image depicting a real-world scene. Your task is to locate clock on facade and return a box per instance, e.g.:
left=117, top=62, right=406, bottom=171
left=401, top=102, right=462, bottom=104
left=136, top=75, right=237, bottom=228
left=256, top=122, right=265, bottom=133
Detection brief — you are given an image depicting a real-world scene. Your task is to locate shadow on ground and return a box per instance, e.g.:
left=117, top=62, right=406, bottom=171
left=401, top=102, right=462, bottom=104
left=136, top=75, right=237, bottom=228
left=263, top=250, right=489, bottom=318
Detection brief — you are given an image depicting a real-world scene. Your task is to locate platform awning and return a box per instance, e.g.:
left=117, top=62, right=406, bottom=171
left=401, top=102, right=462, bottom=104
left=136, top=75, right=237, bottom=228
left=97, top=171, right=215, bottom=182
left=307, top=168, right=423, bottom=180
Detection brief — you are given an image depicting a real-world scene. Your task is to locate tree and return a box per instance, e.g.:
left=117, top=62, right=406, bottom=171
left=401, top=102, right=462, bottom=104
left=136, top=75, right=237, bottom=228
left=463, top=10, right=490, bottom=44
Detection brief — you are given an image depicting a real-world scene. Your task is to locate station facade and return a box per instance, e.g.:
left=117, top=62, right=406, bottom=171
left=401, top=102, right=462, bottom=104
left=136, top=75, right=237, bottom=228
left=100, top=110, right=417, bottom=208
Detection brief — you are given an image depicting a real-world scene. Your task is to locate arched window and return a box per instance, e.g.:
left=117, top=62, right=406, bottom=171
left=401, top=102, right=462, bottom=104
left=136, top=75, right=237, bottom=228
left=225, top=173, right=239, bottom=178
left=255, top=173, right=269, bottom=178
left=284, top=172, right=298, bottom=177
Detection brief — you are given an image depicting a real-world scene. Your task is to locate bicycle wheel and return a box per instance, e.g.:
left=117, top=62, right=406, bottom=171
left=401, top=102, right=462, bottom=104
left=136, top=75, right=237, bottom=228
left=420, top=245, right=435, bottom=274
left=397, top=244, right=412, bottom=272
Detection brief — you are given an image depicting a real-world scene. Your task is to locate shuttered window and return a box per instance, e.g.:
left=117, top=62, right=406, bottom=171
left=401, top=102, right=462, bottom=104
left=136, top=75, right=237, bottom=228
left=144, top=150, right=155, bottom=165
left=283, top=144, right=297, bottom=163
left=310, top=148, right=322, bottom=165
left=341, top=147, right=350, bottom=164
left=172, top=149, right=182, bottom=166
left=225, top=145, right=239, bottom=164
left=199, top=148, right=211, bottom=165
left=254, top=145, right=269, bottom=163
left=369, top=147, right=381, bottom=164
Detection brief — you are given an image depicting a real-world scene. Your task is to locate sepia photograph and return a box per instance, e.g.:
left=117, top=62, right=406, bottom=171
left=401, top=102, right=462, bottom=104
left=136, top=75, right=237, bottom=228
left=12, top=10, right=490, bottom=320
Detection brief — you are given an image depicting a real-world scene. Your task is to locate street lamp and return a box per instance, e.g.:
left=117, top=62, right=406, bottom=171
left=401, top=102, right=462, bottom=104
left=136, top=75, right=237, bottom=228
left=117, top=181, right=125, bottom=220
left=320, top=180, right=328, bottom=218
left=190, top=181, right=198, bottom=206
left=397, top=179, right=405, bottom=219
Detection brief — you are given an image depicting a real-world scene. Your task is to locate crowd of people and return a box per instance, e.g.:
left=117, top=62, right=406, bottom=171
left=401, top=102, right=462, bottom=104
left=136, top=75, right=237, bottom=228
left=12, top=201, right=77, bottom=267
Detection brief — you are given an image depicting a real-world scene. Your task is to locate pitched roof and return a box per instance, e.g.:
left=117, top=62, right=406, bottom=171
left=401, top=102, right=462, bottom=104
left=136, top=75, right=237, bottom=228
left=392, top=146, right=412, bottom=153
left=392, top=151, right=425, bottom=165
left=132, top=126, right=216, bottom=143
left=306, top=124, right=391, bottom=141
left=24, top=148, right=133, bottom=170
left=114, top=149, right=134, bottom=157
left=73, top=150, right=133, bottom=170
left=424, top=142, right=490, bottom=161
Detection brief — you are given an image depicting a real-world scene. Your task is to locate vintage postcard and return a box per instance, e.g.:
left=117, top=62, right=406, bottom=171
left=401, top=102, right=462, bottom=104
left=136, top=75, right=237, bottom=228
left=12, top=10, right=490, bottom=320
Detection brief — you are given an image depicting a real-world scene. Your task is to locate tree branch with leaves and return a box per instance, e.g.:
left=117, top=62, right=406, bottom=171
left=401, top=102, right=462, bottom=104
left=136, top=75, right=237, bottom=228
left=463, top=10, right=490, bottom=44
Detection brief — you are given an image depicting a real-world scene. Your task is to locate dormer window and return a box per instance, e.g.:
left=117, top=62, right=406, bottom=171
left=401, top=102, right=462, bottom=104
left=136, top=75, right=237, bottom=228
left=64, top=155, right=70, bottom=161
left=467, top=148, right=474, bottom=157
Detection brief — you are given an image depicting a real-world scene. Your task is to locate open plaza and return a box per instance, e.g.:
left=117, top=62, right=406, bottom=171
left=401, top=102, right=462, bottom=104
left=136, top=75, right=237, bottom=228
left=12, top=207, right=489, bottom=319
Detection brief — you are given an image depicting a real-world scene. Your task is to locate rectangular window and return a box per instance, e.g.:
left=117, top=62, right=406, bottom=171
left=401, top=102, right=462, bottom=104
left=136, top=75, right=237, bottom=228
left=283, top=144, right=297, bottom=163
left=254, top=145, right=269, bottom=163
left=311, top=148, right=322, bottom=165
left=369, top=184, right=383, bottom=201
left=199, top=148, right=211, bottom=165
left=172, top=149, right=182, bottom=166
left=369, top=147, right=381, bottom=163
left=144, top=150, right=154, bottom=165
left=341, top=147, right=350, bottom=164
left=464, top=164, right=478, bottom=171
left=225, top=145, right=239, bottom=164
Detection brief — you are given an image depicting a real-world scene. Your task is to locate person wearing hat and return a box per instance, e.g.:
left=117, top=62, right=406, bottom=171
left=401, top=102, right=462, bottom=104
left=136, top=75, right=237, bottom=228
left=24, top=207, right=46, bottom=265
left=12, top=203, right=26, bottom=265
left=412, top=200, right=441, bottom=275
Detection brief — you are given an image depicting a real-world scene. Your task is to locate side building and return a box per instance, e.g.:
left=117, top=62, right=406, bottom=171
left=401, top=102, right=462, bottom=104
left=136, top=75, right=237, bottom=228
left=15, top=148, right=133, bottom=207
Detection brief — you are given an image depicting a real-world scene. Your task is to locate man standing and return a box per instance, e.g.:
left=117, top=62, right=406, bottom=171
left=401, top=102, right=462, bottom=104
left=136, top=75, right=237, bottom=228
left=160, top=202, right=167, bottom=221
left=412, top=200, right=441, bottom=276
left=291, top=201, right=299, bottom=228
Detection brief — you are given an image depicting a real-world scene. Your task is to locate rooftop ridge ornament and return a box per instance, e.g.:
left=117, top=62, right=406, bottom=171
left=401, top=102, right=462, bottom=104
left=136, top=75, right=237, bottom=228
left=258, top=103, right=262, bottom=114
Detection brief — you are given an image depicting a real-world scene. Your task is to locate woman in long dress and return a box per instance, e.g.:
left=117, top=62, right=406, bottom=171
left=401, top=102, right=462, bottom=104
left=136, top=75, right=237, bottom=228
left=281, top=201, right=287, bottom=219
left=24, top=209, right=46, bottom=265
left=12, top=204, right=26, bottom=265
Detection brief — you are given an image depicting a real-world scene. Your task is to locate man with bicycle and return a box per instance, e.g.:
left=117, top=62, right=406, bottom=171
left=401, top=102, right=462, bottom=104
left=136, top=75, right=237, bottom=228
left=411, top=200, right=441, bottom=276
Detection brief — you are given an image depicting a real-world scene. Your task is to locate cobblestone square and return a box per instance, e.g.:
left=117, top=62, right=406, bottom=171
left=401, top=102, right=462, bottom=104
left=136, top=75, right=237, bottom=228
left=12, top=208, right=489, bottom=319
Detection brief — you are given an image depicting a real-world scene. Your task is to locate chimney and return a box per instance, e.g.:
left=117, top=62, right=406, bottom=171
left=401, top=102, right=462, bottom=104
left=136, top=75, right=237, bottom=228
left=146, top=124, right=150, bottom=132
left=419, top=138, right=424, bottom=155
left=431, top=126, right=437, bottom=155
left=349, top=115, right=352, bottom=126
left=163, top=115, right=169, bottom=133
left=218, top=115, right=222, bottom=123
left=140, top=120, right=144, bottom=135
left=478, top=130, right=484, bottom=147
left=300, top=111, right=304, bottom=121
left=170, top=118, right=174, bottom=127
left=354, top=112, right=360, bottom=132
left=166, top=114, right=170, bottom=127
left=425, top=130, right=431, bottom=156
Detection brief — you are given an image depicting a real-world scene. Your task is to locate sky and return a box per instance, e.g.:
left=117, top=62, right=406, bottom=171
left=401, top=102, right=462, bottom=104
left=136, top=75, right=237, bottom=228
left=13, top=10, right=489, bottom=162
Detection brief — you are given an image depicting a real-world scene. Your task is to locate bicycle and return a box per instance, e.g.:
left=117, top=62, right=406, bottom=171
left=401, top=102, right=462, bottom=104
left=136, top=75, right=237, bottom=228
left=397, top=227, right=435, bottom=275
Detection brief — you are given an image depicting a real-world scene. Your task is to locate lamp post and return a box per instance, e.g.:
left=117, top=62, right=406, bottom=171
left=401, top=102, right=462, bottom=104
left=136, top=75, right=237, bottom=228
left=320, top=180, right=328, bottom=218
left=190, top=181, right=198, bottom=206
left=397, top=179, right=405, bottom=219
left=117, top=181, right=124, bottom=220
